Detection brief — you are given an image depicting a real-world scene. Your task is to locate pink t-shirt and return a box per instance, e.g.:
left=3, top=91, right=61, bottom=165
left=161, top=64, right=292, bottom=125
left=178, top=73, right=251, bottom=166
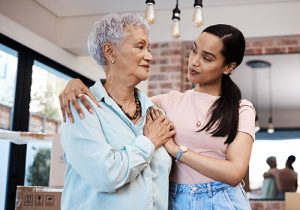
left=151, top=89, right=256, bottom=184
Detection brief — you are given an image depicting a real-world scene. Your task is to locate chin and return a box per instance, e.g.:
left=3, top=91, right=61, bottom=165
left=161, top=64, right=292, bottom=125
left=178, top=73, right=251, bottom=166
left=187, top=74, right=195, bottom=83
left=139, top=72, right=149, bottom=81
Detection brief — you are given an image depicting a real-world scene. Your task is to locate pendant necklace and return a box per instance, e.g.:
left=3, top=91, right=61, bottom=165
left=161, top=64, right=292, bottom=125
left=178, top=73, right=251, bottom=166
left=193, top=90, right=201, bottom=127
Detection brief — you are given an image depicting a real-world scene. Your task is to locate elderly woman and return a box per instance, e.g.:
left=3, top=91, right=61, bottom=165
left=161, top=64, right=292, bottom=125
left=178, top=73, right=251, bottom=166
left=60, top=13, right=175, bottom=210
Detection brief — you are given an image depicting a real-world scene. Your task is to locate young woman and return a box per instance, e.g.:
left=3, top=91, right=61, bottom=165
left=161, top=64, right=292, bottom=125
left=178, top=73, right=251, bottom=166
left=59, top=24, right=255, bottom=210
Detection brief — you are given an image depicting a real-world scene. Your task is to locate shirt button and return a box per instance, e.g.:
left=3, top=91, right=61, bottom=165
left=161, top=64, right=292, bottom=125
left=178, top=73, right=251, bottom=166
left=191, top=186, right=197, bottom=191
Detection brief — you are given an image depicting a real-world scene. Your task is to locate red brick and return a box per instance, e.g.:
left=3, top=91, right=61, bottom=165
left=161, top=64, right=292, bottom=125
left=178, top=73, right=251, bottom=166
left=264, top=47, right=287, bottom=54
left=150, top=43, right=159, bottom=49
left=149, top=74, right=168, bottom=81
left=288, top=46, right=300, bottom=53
left=158, top=58, right=169, bottom=65
left=160, top=42, right=169, bottom=48
left=148, top=83, right=158, bottom=89
left=245, top=48, right=263, bottom=55
left=171, top=57, right=182, bottom=64
left=161, top=49, right=182, bottom=56
left=160, top=66, right=181, bottom=73
left=276, top=38, right=299, bottom=46
left=250, top=39, right=274, bottom=47
left=160, top=83, right=172, bottom=89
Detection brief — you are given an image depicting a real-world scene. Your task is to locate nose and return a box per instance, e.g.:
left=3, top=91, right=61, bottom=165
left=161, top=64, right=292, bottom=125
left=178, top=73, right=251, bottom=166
left=144, top=50, right=153, bottom=62
left=190, top=52, right=200, bottom=67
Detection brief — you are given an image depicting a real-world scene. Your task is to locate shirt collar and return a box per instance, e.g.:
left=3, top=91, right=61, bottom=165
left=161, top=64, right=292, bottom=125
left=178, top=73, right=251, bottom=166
left=90, top=79, right=153, bottom=117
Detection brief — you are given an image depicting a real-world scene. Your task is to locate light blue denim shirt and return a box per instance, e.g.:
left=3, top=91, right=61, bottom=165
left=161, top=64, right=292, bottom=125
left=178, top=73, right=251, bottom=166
left=60, top=80, right=172, bottom=210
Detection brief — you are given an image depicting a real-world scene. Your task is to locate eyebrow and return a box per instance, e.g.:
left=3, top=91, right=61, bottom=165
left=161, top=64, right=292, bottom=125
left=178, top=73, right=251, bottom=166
left=193, top=42, right=216, bottom=58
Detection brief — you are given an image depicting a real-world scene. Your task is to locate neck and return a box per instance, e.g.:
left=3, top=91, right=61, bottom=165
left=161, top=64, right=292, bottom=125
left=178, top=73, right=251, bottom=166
left=194, top=84, right=221, bottom=96
left=104, top=74, right=135, bottom=105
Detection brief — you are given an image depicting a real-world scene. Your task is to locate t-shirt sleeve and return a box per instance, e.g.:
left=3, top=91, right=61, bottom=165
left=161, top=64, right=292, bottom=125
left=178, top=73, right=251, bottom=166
left=150, top=93, right=171, bottom=111
left=238, top=99, right=256, bottom=141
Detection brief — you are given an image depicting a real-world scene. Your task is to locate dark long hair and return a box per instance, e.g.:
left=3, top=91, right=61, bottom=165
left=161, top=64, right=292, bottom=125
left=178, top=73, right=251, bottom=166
left=199, top=24, right=245, bottom=144
left=286, top=155, right=296, bottom=170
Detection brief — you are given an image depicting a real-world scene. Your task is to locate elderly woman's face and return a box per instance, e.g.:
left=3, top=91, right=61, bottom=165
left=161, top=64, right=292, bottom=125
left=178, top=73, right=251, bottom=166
left=112, top=25, right=152, bottom=83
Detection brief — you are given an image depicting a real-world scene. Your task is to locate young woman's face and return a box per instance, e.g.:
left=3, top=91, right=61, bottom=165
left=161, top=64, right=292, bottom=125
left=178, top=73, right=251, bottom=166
left=187, top=32, right=227, bottom=86
left=113, top=25, right=153, bottom=83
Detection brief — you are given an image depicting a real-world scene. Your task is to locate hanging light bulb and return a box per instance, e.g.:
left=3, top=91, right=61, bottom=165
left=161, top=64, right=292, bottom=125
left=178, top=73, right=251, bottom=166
left=171, top=0, right=181, bottom=39
left=192, top=0, right=204, bottom=27
left=267, top=117, right=274, bottom=134
left=145, top=0, right=155, bottom=24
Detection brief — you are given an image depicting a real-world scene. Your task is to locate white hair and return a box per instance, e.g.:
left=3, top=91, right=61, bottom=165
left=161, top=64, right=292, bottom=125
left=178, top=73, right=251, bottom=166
left=87, top=13, right=149, bottom=65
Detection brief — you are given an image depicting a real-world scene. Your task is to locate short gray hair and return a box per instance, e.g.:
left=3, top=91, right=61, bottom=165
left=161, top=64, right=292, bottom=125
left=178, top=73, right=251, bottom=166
left=88, top=13, right=149, bottom=65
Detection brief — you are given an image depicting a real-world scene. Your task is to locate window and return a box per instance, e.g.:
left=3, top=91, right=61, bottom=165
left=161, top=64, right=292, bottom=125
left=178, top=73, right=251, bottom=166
left=0, top=34, right=93, bottom=210
left=249, top=130, right=300, bottom=198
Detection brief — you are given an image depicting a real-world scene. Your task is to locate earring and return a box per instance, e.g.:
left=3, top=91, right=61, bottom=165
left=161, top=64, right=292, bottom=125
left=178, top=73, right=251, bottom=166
left=111, top=59, right=115, bottom=64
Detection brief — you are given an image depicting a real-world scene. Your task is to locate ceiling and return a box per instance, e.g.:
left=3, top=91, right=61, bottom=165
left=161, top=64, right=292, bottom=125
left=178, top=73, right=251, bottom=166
left=35, top=0, right=299, bottom=17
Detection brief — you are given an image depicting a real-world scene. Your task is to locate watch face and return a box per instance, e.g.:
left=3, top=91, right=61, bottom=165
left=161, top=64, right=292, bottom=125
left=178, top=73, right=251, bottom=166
left=180, top=145, right=187, bottom=152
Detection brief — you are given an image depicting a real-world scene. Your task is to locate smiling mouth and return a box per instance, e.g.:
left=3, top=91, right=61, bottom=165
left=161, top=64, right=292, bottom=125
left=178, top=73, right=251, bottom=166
left=140, top=65, right=150, bottom=68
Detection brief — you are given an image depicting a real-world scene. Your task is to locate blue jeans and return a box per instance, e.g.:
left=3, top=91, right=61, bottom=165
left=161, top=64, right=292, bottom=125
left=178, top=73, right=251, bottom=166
left=169, top=181, right=251, bottom=210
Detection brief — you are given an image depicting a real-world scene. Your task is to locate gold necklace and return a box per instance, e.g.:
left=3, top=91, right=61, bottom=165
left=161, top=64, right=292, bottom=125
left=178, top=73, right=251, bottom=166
left=193, top=90, right=201, bottom=127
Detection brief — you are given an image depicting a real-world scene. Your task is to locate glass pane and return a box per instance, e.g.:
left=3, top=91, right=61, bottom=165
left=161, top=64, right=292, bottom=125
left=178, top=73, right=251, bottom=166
left=0, top=44, right=18, bottom=210
left=29, top=60, right=71, bottom=135
left=0, top=44, right=18, bottom=130
left=26, top=60, right=71, bottom=186
left=24, top=141, right=52, bottom=186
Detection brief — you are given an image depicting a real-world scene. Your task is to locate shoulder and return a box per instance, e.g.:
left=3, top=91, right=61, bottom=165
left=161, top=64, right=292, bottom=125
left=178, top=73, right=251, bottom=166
left=240, top=99, right=255, bottom=109
left=150, top=90, right=186, bottom=107
left=239, top=99, right=256, bottom=115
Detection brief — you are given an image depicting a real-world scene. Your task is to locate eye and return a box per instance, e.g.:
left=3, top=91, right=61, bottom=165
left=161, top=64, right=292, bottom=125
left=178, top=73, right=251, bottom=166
left=137, top=44, right=144, bottom=50
left=203, top=56, right=212, bottom=62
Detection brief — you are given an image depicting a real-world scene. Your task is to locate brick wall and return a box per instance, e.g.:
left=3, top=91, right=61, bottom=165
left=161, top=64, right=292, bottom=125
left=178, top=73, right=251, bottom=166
left=148, top=41, right=184, bottom=96
left=148, top=35, right=300, bottom=95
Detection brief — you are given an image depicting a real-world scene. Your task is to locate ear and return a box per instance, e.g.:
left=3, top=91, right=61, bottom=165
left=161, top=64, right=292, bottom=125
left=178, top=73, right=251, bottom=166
left=223, top=62, right=236, bottom=75
left=102, top=43, right=115, bottom=64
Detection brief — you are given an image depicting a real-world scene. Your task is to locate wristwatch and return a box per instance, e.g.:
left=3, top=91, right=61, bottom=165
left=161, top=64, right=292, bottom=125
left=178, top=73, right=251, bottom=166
left=175, top=145, right=188, bottom=162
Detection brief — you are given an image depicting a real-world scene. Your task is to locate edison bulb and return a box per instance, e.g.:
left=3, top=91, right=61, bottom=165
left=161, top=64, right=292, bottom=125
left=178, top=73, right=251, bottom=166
left=145, top=3, right=155, bottom=24
left=171, top=20, right=180, bottom=39
left=192, top=6, right=203, bottom=27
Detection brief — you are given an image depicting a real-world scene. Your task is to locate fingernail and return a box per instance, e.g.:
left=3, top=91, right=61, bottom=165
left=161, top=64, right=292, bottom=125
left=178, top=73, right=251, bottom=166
left=79, top=113, right=85, bottom=119
left=69, top=117, right=74, bottom=123
left=89, top=109, right=94, bottom=114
